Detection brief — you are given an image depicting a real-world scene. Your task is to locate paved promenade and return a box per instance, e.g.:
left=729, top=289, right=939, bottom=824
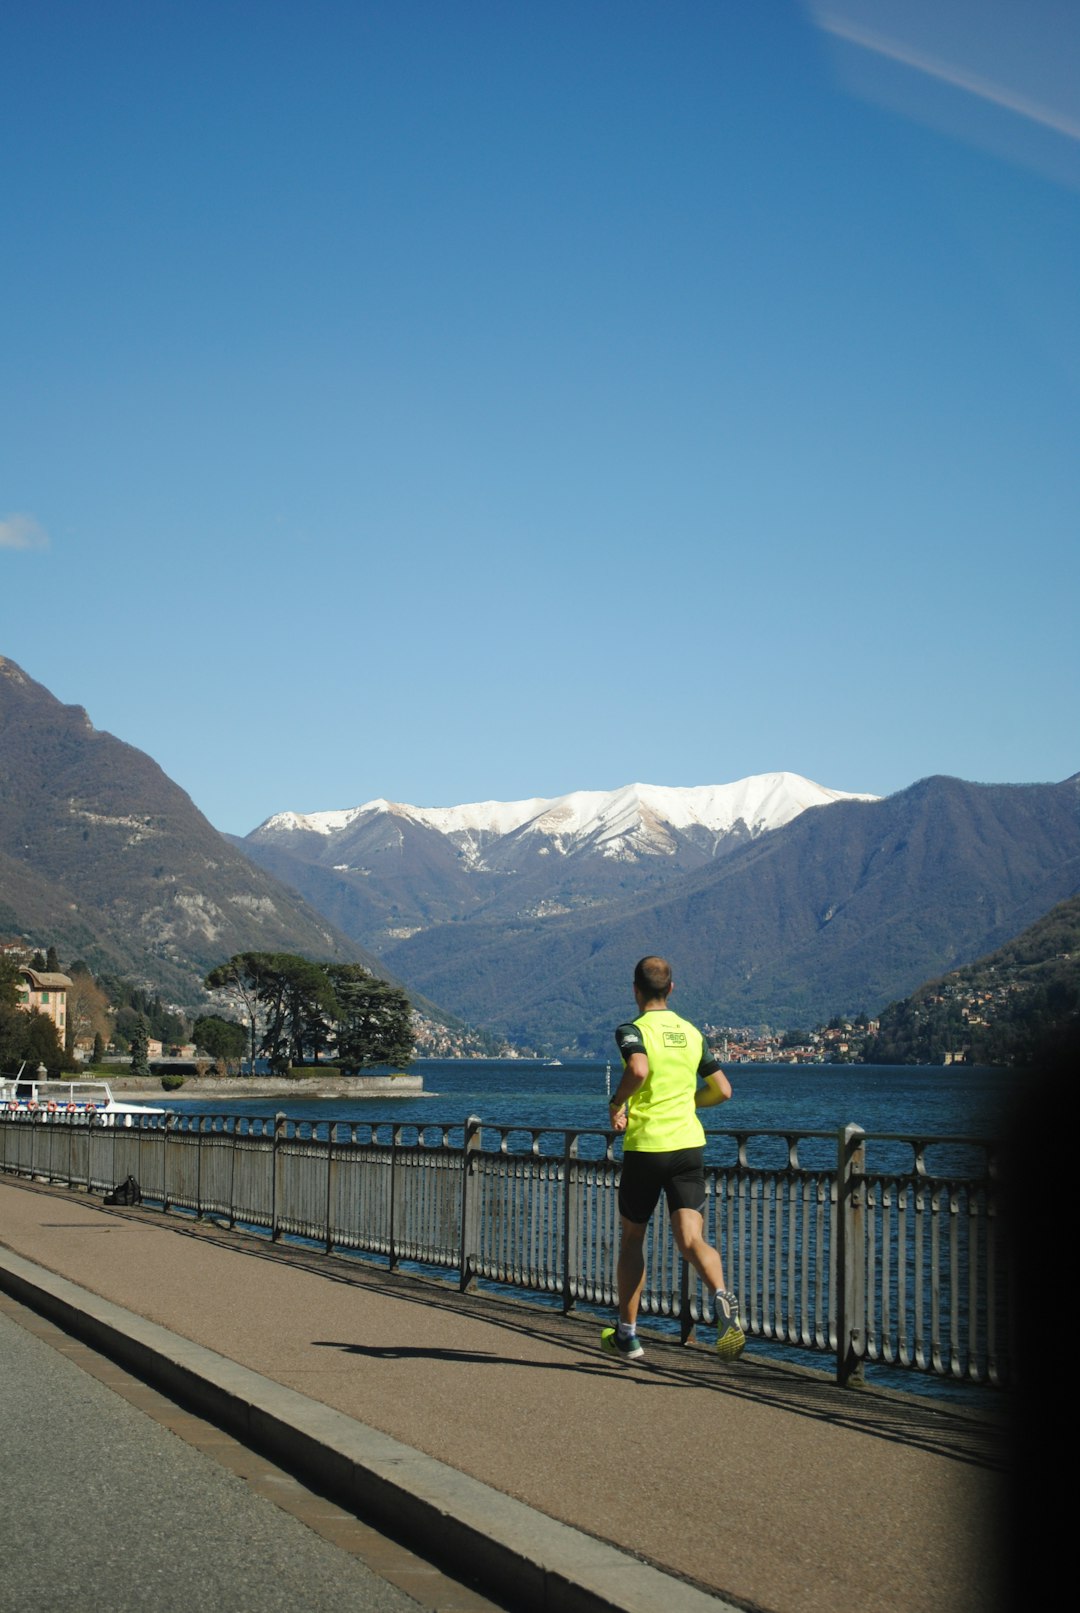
left=0, top=1177, right=1009, bottom=1613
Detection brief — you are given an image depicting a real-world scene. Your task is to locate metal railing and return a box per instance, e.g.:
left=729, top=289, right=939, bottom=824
left=0, top=1110, right=1010, bottom=1387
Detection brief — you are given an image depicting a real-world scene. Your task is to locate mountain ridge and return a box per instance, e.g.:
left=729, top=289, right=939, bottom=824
left=5, top=654, right=1077, bottom=1054
left=239, top=772, right=876, bottom=956
left=253, top=772, right=876, bottom=854
left=236, top=762, right=1080, bottom=1052
left=0, top=656, right=382, bottom=1003
left=372, top=773, right=1080, bottom=1052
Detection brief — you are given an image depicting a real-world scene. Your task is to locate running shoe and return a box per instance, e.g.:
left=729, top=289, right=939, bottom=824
left=715, top=1292, right=746, bottom=1361
left=600, top=1326, right=644, bottom=1363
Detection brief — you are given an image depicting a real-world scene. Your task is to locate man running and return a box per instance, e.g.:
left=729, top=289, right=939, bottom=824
left=602, top=954, right=745, bottom=1364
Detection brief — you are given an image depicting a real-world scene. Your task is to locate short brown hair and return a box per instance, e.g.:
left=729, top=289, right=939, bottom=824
left=633, top=955, right=672, bottom=999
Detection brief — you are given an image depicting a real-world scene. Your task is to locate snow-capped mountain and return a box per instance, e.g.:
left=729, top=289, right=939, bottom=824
left=254, top=773, right=874, bottom=866
left=231, top=768, right=1080, bottom=1053
left=239, top=773, right=876, bottom=954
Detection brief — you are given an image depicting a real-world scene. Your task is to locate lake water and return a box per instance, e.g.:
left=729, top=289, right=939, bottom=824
left=167, top=1059, right=1015, bottom=1141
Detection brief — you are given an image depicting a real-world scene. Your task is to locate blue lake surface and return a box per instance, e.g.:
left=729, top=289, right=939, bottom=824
left=167, top=1058, right=1015, bottom=1141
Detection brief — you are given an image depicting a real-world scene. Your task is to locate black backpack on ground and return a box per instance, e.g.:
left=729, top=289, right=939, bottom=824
left=104, top=1175, right=142, bottom=1206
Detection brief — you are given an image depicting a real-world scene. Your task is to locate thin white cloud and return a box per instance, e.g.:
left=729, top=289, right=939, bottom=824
left=0, top=513, right=50, bottom=551
left=815, top=10, right=1080, bottom=142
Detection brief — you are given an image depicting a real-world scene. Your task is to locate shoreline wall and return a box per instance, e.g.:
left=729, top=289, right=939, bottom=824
left=107, top=1075, right=425, bottom=1100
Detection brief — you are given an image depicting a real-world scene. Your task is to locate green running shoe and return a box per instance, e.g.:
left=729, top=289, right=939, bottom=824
left=600, top=1326, right=644, bottom=1363
left=716, top=1292, right=746, bottom=1361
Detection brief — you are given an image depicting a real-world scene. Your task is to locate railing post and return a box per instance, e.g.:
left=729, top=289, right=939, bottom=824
left=680, top=1255, right=695, bottom=1344
left=195, top=1115, right=203, bottom=1220
left=325, top=1122, right=336, bottom=1254
left=389, top=1124, right=401, bottom=1271
left=228, top=1117, right=238, bottom=1231
left=272, top=1111, right=286, bottom=1242
left=162, top=1111, right=176, bottom=1213
left=562, top=1131, right=579, bottom=1314
left=460, top=1115, right=481, bottom=1293
left=836, top=1123, right=866, bottom=1386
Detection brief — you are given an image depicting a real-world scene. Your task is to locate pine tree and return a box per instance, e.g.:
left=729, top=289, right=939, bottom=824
left=129, top=1018, right=151, bottom=1078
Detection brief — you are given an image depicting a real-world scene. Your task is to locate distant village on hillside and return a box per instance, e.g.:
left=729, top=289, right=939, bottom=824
left=706, top=1020, right=879, bottom=1065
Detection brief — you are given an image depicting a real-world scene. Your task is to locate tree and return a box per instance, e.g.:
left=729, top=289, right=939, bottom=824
left=257, top=955, right=337, bottom=1070
left=45, top=945, right=60, bottom=973
left=129, top=1018, right=151, bottom=1078
left=205, top=953, right=270, bottom=1075
left=205, top=954, right=415, bottom=1074
left=64, top=968, right=113, bottom=1057
left=23, top=1010, right=65, bottom=1077
left=206, top=953, right=337, bottom=1071
left=0, top=956, right=26, bottom=1070
left=0, top=959, right=70, bottom=1075
left=325, top=964, right=414, bottom=1071
left=104, top=985, right=185, bottom=1047
left=192, top=1015, right=247, bottom=1073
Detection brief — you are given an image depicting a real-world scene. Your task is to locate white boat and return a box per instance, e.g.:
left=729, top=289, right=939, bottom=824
left=0, top=1072, right=164, bottom=1126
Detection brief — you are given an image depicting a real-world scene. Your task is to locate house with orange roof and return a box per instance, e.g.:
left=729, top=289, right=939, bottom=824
left=15, top=967, right=72, bottom=1043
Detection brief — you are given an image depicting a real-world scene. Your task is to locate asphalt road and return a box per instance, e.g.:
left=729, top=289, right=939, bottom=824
left=0, top=1308, right=426, bottom=1613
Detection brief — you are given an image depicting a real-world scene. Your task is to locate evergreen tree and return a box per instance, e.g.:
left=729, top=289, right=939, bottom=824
left=0, top=956, right=26, bottom=1070
left=325, top=964, right=414, bottom=1070
left=205, top=954, right=415, bottom=1074
left=192, top=1015, right=247, bottom=1071
left=129, top=1018, right=151, bottom=1078
left=23, top=1012, right=64, bottom=1076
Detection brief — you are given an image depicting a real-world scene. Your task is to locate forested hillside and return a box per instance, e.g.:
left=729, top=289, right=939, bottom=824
left=866, top=894, right=1080, bottom=1068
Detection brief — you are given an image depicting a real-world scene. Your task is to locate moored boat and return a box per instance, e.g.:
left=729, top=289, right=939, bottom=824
left=0, top=1071, right=164, bottom=1126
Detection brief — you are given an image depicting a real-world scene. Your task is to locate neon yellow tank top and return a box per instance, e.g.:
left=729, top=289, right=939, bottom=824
left=623, top=1010, right=707, bottom=1152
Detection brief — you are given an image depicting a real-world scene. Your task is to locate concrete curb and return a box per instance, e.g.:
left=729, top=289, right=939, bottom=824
left=0, top=1248, right=739, bottom=1613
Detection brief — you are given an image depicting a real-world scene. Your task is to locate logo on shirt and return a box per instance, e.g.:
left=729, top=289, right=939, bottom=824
left=662, top=1031, right=687, bottom=1048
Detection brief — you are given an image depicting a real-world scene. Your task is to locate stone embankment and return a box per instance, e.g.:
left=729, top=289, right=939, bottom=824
left=105, top=1074, right=425, bottom=1101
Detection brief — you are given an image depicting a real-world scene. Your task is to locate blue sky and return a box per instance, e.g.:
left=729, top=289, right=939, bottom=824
left=3, top=0, right=1077, bottom=835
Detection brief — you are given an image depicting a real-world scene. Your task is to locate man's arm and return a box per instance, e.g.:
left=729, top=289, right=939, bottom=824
left=608, top=1051, right=648, bottom=1131
left=695, top=1068, right=732, bottom=1109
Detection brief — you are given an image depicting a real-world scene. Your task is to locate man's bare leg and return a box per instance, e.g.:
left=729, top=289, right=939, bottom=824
left=600, top=1218, right=650, bottom=1361
left=669, top=1208, right=725, bottom=1290
left=617, top=1218, right=648, bottom=1326
left=670, top=1208, right=745, bottom=1358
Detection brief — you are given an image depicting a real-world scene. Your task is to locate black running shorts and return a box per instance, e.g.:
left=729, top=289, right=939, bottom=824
left=618, top=1147, right=706, bottom=1224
